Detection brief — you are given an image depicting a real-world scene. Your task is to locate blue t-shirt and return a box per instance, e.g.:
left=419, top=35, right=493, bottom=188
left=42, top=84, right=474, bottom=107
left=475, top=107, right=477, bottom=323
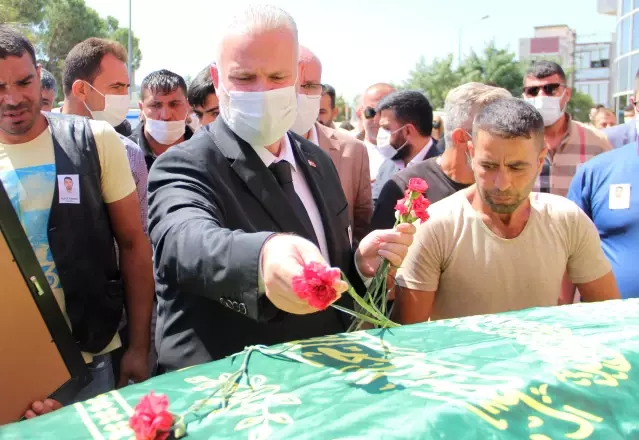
left=567, top=142, right=639, bottom=298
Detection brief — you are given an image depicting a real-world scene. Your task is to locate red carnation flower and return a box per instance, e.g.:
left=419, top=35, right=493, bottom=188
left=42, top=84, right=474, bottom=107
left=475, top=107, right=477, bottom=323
left=129, top=392, right=174, bottom=440
left=292, top=262, right=341, bottom=310
left=411, top=195, right=431, bottom=223
left=394, top=198, right=409, bottom=216
left=407, top=178, right=428, bottom=194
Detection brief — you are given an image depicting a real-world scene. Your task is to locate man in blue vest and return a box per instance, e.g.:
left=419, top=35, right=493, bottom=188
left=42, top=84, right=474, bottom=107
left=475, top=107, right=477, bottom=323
left=0, top=25, right=154, bottom=416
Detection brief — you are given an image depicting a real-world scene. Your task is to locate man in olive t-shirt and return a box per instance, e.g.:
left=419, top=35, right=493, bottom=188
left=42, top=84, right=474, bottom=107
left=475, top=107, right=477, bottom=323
left=394, top=98, right=620, bottom=324
left=370, top=82, right=510, bottom=232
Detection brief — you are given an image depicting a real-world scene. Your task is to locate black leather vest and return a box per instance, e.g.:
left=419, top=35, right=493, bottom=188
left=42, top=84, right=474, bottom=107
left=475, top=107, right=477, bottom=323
left=45, top=113, right=123, bottom=353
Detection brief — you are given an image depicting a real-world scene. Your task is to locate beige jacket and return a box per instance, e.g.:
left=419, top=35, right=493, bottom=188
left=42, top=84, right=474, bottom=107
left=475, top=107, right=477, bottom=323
left=315, top=123, right=372, bottom=242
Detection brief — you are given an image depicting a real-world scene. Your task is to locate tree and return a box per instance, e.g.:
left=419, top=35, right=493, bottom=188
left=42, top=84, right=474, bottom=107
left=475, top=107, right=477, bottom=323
left=1, top=0, right=143, bottom=101
left=39, top=0, right=107, bottom=87
left=105, top=16, right=142, bottom=71
left=335, top=95, right=347, bottom=122
left=458, top=42, right=524, bottom=97
left=402, top=55, right=460, bottom=110
left=566, top=90, right=595, bottom=123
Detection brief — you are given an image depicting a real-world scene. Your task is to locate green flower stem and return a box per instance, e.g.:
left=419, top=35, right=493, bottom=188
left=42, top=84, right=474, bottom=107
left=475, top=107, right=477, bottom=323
left=331, top=304, right=389, bottom=327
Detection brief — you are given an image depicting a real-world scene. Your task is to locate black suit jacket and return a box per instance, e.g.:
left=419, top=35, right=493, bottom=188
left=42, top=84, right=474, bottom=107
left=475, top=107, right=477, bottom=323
left=148, top=119, right=358, bottom=371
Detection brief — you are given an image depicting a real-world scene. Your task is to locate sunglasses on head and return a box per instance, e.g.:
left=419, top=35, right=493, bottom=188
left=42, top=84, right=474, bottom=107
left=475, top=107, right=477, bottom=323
left=523, top=83, right=564, bottom=97
left=364, top=107, right=376, bottom=119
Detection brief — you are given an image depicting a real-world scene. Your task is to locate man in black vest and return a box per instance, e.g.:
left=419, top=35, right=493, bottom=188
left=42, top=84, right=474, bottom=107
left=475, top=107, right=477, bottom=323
left=0, top=26, right=154, bottom=417
left=148, top=5, right=416, bottom=372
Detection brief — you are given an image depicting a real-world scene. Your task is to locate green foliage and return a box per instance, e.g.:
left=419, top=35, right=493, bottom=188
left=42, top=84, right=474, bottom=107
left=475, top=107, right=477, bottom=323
left=1, top=0, right=143, bottom=101
left=402, top=43, right=525, bottom=110
left=335, top=95, right=347, bottom=122
left=566, top=90, right=595, bottom=123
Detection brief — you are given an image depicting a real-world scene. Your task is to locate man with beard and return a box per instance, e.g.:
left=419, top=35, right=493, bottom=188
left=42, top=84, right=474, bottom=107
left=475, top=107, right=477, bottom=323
left=371, top=90, right=443, bottom=201
left=394, top=98, right=620, bottom=324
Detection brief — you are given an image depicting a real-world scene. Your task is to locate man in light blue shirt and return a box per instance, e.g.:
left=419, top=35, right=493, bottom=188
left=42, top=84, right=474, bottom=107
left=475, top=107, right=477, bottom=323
left=567, top=143, right=639, bottom=299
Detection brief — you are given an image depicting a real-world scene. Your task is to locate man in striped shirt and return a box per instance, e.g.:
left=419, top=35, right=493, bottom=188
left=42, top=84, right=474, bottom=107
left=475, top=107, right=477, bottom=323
left=523, top=61, right=611, bottom=197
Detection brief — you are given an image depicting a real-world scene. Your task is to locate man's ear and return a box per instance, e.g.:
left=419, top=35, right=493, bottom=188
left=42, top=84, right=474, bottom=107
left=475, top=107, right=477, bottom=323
left=332, top=106, right=339, bottom=120
left=451, top=128, right=467, bottom=147
left=210, top=63, right=219, bottom=90
left=71, top=79, right=88, bottom=101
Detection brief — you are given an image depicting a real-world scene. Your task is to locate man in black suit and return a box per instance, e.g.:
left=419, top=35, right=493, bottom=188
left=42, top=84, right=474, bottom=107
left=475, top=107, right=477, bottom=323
left=371, top=90, right=443, bottom=202
left=148, top=5, right=415, bottom=372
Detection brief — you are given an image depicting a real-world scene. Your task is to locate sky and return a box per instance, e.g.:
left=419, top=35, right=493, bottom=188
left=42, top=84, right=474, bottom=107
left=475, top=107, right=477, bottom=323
left=84, top=0, right=617, bottom=103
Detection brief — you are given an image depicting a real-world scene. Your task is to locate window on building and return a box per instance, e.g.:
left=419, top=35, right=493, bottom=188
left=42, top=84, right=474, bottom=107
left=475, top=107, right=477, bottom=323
left=619, top=56, right=631, bottom=91
left=624, top=0, right=633, bottom=15
left=622, top=17, right=631, bottom=54
left=633, top=12, right=639, bottom=50
left=602, top=59, right=610, bottom=67
left=631, top=53, right=639, bottom=82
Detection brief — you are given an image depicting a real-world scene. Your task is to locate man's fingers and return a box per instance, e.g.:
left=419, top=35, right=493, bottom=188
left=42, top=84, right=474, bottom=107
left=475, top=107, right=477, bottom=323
left=395, top=222, right=417, bottom=234
left=31, top=401, right=44, bottom=413
left=378, top=249, right=403, bottom=268
left=24, top=410, right=36, bottom=419
left=334, top=280, right=348, bottom=296
left=379, top=242, right=409, bottom=259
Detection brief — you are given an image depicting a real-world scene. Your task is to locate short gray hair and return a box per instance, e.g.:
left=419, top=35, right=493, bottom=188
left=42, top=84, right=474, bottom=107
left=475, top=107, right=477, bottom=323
left=216, top=5, right=298, bottom=67
left=443, top=82, right=511, bottom=148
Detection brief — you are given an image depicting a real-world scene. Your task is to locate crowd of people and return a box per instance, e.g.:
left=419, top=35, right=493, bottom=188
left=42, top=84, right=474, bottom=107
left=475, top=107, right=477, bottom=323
left=0, top=3, right=635, bottom=423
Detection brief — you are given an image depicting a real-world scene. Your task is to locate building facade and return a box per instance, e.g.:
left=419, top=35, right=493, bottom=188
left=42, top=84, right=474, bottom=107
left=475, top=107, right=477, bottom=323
left=519, top=25, right=577, bottom=86
left=606, top=0, right=639, bottom=112
left=575, top=40, right=614, bottom=107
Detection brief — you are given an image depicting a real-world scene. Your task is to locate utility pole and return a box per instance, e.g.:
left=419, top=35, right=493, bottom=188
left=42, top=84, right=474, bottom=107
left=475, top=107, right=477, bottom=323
left=127, top=0, right=133, bottom=99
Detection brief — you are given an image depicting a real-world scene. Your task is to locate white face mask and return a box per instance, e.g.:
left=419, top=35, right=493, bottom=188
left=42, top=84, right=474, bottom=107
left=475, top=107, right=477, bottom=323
left=525, top=92, right=565, bottom=127
left=376, top=126, right=407, bottom=160
left=218, top=79, right=297, bottom=147
left=145, top=118, right=186, bottom=145
left=83, top=82, right=129, bottom=127
left=290, top=93, right=321, bottom=136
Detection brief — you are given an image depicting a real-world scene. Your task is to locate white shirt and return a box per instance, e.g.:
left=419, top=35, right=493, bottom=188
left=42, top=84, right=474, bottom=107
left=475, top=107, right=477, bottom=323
left=253, top=134, right=330, bottom=263
left=365, top=140, right=388, bottom=180
left=308, top=125, right=319, bottom=145
left=393, top=138, right=433, bottom=170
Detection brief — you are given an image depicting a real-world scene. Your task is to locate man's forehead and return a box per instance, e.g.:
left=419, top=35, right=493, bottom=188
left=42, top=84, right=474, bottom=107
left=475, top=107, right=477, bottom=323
left=221, top=29, right=297, bottom=66
left=474, top=131, right=538, bottom=155
left=524, top=74, right=563, bottom=86
left=144, top=89, right=186, bottom=102
left=0, top=55, right=37, bottom=82
left=379, top=109, right=397, bottom=125
left=301, top=60, right=321, bottom=83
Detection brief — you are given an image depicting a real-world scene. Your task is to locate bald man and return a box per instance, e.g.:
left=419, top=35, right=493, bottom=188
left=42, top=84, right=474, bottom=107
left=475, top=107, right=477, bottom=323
left=291, top=46, right=372, bottom=242
left=358, top=83, right=396, bottom=180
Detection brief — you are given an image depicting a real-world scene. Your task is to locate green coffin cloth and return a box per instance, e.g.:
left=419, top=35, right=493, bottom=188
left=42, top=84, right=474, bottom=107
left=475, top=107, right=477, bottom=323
left=3, top=299, right=639, bottom=440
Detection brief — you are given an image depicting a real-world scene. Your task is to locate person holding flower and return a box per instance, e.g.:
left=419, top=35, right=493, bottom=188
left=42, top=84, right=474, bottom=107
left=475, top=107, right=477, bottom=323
left=394, top=98, right=621, bottom=324
left=147, top=5, right=415, bottom=372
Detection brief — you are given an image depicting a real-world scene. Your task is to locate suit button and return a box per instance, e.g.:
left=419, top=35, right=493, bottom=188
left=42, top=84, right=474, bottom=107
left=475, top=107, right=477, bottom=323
left=232, top=301, right=240, bottom=311
left=220, top=296, right=226, bottom=305
left=239, top=303, right=247, bottom=315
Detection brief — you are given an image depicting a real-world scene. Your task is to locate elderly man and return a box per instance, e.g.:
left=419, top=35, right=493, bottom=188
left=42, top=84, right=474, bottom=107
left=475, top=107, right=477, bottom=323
left=148, top=5, right=415, bottom=371
left=395, top=98, right=620, bottom=324
left=356, top=83, right=396, bottom=181
left=370, top=83, right=510, bottom=231
left=290, top=46, right=372, bottom=242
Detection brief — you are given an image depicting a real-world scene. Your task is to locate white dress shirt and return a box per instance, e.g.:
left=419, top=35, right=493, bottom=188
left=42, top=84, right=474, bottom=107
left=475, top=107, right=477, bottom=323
left=392, top=138, right=434, bottom=170
left=365, top=140, right=389, bottom=181
left=253, top=134, right=330, bottom=263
